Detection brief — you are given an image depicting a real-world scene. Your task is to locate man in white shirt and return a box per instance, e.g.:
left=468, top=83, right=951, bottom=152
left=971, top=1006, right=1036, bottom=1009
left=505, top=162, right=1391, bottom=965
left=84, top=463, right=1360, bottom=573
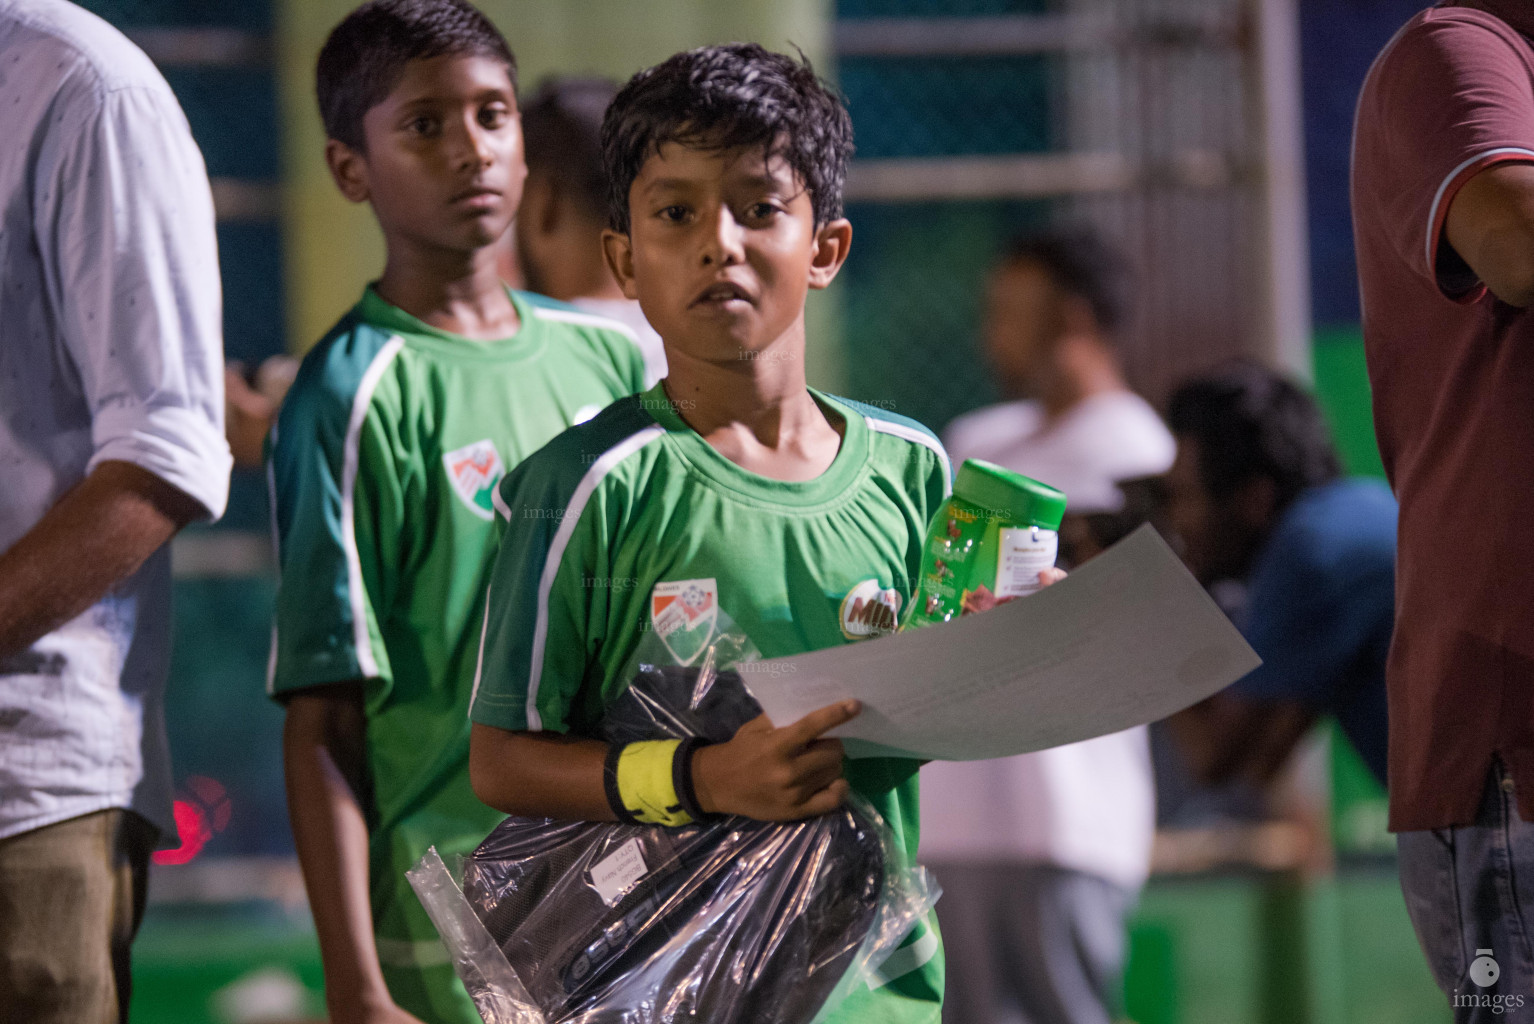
left=0, top=2, right=231, bottom=1020
left=515, top=75, right=666, bottom=387
left=921, top=228, right=1172, bottom=1024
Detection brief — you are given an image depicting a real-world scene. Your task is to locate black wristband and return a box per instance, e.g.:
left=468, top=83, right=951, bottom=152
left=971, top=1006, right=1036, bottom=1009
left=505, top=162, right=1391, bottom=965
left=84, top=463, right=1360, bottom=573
left=602, top=743, right=642, bottom=826
left=672, top=736, right=714, bottom=822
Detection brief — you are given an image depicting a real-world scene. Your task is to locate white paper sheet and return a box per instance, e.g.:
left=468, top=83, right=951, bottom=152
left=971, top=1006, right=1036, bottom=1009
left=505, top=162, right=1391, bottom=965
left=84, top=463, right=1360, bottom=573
left=741, top=525, right=1260, bottom=761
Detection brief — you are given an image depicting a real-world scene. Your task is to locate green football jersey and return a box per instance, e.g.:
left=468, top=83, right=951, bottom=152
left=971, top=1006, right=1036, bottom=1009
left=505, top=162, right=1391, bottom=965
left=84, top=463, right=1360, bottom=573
left=269, top=286, right=646, bottom=1023
left=470, top=383, right=952, bottom=1022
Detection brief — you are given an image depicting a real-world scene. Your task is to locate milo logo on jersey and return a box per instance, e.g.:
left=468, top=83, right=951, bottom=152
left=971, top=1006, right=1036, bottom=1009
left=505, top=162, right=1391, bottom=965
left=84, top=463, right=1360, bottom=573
left=840, top=579, right=903, bottom=640
left=651, top=579, right=719, bottom=665
left=443, top=439, right=505, bottom=520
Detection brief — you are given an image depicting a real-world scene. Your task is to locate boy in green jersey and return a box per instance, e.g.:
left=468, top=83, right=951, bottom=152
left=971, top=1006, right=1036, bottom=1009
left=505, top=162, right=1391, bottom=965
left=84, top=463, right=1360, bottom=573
left=468, top=44, right=948, bottom=1021
left=267, top=3, right=646, bottom=1022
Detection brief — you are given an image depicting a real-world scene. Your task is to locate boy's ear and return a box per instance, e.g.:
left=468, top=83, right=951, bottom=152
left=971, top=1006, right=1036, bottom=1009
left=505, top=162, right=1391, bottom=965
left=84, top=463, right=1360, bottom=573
left=807, top=217, right=853, bottom=291
left=325, top=138, right=370, bottom=204
left=601, top=228, right=640, bottom=301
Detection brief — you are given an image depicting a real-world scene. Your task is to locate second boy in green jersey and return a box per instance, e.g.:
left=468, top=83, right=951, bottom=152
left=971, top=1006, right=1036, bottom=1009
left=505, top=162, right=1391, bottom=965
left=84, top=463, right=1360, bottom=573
left=469, top=44, right=949, bottom=1021
left=269, top=4, right=645, bottom=1023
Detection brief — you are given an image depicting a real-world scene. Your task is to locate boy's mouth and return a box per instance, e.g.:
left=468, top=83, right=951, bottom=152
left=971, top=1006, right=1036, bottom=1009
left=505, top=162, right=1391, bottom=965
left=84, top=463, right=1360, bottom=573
left=690, top=280, right=755, bottom=308
left=450, top=184, right=502, bottom=208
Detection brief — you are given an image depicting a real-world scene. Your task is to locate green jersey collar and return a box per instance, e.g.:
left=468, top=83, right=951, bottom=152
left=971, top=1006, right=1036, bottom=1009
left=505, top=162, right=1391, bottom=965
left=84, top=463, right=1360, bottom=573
left=356, top=285, right=546, bottom=362
left=636, top=381, right=869, bottom=509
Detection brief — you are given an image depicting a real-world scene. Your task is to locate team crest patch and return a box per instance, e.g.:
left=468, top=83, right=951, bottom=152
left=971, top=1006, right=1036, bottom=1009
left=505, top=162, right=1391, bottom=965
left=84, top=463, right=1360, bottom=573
left=840, top=579, right=902, bottom=640
left=443, top=439, right=505, bottom=520
left=650, top=579, right=719, bottom=665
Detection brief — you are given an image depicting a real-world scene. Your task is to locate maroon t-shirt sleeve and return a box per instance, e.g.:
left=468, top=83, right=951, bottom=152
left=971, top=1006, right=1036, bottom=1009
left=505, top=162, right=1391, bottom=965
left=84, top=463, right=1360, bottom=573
left=1356, top=9, right=1534, bottom=301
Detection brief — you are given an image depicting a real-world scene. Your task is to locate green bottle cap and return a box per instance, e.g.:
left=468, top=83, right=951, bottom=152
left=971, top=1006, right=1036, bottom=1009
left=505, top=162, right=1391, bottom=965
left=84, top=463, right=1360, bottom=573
left=953, top=458, right=1068, bottom=530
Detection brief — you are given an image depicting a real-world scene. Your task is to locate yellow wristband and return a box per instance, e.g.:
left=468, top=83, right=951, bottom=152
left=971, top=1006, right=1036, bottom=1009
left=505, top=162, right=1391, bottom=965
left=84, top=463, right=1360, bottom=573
left=612, top=740, right=693, bottom=827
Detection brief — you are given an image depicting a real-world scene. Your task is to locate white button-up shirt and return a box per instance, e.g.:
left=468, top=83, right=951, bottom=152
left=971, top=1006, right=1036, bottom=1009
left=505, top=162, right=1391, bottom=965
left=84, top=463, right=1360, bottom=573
left=0, top=0, right=231, bottom=842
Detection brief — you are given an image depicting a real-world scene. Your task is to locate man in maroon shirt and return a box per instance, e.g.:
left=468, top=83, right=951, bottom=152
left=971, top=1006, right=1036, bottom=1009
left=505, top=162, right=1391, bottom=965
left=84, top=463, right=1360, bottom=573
left=1355, top=1, right=1534, bottom=1016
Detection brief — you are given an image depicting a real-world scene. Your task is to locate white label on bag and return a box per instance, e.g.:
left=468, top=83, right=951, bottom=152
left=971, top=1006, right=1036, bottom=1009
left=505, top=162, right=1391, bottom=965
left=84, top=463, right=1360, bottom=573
left=996, top=526, right=1058, bottom=598
left=590, top=837, right=649, bottom=906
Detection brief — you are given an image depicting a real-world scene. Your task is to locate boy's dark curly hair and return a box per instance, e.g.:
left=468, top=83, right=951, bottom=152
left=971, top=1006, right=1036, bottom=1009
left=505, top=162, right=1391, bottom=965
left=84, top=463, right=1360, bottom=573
left=317, top=0, right=516, bottom=152
left=600, top=43, right=854, bottom=234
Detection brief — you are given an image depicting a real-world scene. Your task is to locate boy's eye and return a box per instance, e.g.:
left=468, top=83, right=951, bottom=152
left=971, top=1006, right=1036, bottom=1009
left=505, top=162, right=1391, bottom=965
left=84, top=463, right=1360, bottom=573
left=746, top=202, right=781, bottom=222
left=479, top=105, right=510, bottom=129
left=658, top=205, right=690, bottom=223
left=406, top=116, right=439, bottom=136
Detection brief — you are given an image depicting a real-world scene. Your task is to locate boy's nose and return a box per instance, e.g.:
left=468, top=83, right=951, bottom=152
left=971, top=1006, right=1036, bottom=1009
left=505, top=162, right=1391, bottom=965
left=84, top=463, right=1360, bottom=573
left=453, top=120, right=496, bottom=171
left=701, top=205, right=745, bottom=266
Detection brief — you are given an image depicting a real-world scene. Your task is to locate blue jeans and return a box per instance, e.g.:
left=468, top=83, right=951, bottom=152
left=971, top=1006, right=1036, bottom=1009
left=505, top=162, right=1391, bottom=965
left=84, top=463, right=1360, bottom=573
left=1398, top=761, right=1534, bottom=1022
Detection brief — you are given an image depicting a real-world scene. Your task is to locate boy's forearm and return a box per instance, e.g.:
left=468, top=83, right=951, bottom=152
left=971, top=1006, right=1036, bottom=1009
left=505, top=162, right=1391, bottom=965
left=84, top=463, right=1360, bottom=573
left=469, top=723, right=616, bottom=820
left=283, top=688, right=399, bottom=1021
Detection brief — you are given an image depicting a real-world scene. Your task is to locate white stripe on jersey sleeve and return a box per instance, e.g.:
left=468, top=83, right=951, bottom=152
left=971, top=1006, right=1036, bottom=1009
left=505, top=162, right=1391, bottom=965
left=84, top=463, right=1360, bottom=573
left=470, top=423, right=667, bottom=730
left=531, top=304, right=641, bottom=343
left=340, top=336, right=406, bottom=680
left=265, top=422, right=282, bottom=696
left=864, top=416, right=954, bottom=497
left=492, top=482, right=513, bottom=521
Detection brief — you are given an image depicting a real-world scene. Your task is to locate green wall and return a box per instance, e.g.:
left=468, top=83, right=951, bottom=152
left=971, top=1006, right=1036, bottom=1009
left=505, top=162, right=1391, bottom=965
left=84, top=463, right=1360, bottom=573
left=1312, top=328, right=1385, bottom=481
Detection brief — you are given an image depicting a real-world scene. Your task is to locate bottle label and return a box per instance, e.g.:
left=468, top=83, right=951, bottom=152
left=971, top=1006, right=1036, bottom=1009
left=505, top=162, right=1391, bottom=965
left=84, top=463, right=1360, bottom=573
left=995, top=526, right=1058, bottom=598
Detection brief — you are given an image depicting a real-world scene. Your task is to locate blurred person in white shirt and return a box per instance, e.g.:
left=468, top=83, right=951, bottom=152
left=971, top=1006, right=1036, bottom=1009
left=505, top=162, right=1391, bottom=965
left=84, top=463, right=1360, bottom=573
left=922, top=227, right=1172, bottom=1024
left=0, top=2, right=230, bottom=1020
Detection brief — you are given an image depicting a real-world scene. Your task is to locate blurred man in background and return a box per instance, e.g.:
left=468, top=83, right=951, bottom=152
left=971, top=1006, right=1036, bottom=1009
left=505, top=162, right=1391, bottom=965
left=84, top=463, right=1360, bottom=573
left=516, top=75, right=666, bottom=386
left=920, top=228, right=1173, bottom=1024
left=0, top=1, right=231, bottom=1019
left=1163, top=363, right=1393, bottom=795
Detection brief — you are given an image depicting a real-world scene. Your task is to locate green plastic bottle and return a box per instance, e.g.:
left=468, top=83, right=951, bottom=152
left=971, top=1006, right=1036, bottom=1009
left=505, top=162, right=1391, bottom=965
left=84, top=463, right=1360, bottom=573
left=903, top=459, right=1067, bottom=630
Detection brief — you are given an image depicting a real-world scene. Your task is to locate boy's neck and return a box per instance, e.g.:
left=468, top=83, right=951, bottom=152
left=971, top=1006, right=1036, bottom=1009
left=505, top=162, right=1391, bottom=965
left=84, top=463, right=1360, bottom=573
left=374, top=243, right=520, bottom=341
left=661, top=317, right=844, bottom=483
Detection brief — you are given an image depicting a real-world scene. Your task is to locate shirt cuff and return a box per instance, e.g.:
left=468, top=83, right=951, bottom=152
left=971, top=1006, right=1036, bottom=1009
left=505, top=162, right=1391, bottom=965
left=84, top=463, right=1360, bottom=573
left=90, top=402, right=233, bottom=521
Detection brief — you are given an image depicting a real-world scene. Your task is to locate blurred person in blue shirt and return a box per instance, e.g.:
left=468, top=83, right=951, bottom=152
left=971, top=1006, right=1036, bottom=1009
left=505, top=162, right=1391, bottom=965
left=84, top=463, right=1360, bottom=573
left=1163, top=361, right=1394, bottom=790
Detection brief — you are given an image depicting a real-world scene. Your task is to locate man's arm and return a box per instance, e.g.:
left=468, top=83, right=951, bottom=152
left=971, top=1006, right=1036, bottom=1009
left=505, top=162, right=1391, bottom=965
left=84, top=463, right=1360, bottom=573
left=0, top=461, right=205, bottom=662
left=283, top=686, right=426, bottom=1024
left=1167, top=693, right=1318, bottom=789
left=1445, top=162, right=1534, bottom=307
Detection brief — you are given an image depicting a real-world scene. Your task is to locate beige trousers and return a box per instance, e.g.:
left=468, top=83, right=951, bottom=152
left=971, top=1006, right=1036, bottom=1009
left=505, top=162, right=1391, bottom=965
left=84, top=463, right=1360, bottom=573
left=0, top=809, right=156, bottom=1023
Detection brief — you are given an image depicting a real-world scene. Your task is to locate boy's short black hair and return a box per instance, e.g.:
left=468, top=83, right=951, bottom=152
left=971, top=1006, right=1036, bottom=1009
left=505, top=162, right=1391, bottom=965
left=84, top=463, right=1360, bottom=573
left=1000, top=227, right=1131, bottom=336
left=522, top=76, right=617, bottom=223
left=600, top=43, right=854, bottom=234
left=1167, top=360, right=1341, bottom=510
left=316, top=0, right=516, bottom=151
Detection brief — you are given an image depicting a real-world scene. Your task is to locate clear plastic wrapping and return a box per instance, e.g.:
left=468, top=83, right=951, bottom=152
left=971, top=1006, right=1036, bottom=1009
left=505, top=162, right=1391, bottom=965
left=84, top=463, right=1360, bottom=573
left=409, top=646, right=937, bottom=1024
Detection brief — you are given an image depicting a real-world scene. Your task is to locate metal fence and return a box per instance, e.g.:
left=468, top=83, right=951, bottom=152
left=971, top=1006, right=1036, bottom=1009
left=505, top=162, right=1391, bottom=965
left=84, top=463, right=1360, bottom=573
left=835, top=0, right=1307, bottom=433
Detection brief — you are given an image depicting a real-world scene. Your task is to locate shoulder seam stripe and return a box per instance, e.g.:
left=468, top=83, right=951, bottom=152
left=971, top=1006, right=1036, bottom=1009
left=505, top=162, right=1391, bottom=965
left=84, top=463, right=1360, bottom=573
left=468, top=582, right=493, bottom=714
left=864, top=416, right=954, bottom=497
left=264, top=423, right=282, bottom=696
left=492, top=483, right=513, bottom=521
left=470, top=423, right=667, bottom=730
left=340, top=336, right=406, bottom=680
left=1425, top=147, right=1534, bottom=269
left=532, top=305, right=641, bottom=343
left=526, top=424, right=665, bottom=729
